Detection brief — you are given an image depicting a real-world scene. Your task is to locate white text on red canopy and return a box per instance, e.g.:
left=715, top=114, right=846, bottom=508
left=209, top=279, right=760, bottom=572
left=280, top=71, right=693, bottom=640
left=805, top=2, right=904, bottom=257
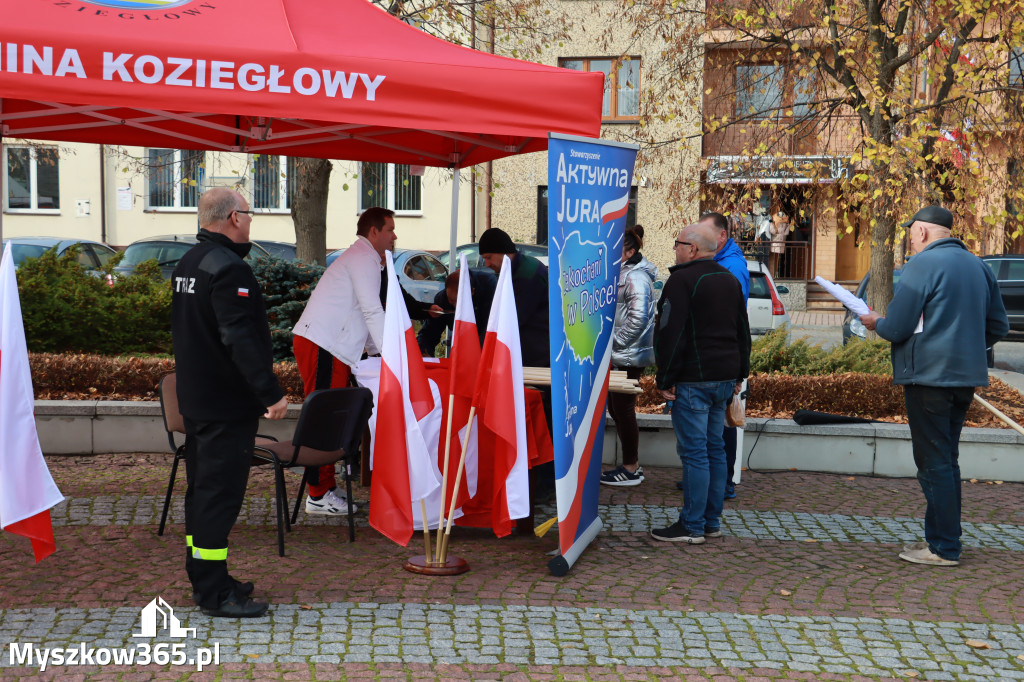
left=1, top=43, right=386, bottom=100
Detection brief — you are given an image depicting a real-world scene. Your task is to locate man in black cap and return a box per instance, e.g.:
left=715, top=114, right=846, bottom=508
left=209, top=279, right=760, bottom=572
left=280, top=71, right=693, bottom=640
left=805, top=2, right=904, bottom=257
left=860, top=205, right=1007, bottom=567
left=477, top=228, right=550, bottom=368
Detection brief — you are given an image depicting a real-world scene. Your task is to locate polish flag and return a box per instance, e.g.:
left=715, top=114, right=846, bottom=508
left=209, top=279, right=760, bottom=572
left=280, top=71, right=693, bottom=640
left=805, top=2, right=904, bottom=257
left=369, top=251, right=440, bottom=545
left=441, top=255, right=480, bottom=511
left=600, top=191, right=630, bottom=227
left=0, top=246, right=63, bottom=562
left=468, top=255, right=529, bottom=537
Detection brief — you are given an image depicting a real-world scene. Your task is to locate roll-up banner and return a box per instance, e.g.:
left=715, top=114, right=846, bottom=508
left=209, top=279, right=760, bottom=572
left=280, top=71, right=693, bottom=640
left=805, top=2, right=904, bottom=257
left=546, top=133, right=639, bottom=576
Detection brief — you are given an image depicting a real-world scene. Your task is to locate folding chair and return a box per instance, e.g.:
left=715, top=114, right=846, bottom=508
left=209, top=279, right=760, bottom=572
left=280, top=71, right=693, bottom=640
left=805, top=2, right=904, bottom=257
left=254, top=387, right=374, bottom=556
left=156, top=373, right=277, bottom=536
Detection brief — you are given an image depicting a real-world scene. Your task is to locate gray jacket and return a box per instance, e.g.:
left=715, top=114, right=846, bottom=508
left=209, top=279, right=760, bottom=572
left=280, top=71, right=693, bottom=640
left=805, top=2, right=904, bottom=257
left=876, top=238, right=1008, bottom=387
left=612, top=255, right=658, bottom=368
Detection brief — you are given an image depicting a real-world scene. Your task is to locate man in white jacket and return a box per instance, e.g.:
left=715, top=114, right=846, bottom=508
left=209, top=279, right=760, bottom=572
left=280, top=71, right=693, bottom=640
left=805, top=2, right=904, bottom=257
left=291, top=207, right=397, bottom=515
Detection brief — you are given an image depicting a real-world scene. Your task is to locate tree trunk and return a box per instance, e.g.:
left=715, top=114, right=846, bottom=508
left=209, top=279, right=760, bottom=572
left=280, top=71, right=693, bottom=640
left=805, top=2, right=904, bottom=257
left=866, top=211, right=896, bottom=317
left=291, top=158, right=333, bottom=265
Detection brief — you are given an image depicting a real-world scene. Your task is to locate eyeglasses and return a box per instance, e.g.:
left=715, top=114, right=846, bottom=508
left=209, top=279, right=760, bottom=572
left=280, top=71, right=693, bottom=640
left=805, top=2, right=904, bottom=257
left=674, top=240, right=694, bottom=248
left=233, top=209, right=255, bottom=217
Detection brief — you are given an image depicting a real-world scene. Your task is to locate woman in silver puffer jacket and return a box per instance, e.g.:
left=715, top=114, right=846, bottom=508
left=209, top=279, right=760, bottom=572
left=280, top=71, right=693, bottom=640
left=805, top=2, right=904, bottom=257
left=601, top=225, right=658, bottom=487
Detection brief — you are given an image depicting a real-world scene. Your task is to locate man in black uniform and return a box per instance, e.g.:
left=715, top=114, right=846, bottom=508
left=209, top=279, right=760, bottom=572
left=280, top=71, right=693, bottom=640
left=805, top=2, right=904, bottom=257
left=172, top=187, right=288, bottom=618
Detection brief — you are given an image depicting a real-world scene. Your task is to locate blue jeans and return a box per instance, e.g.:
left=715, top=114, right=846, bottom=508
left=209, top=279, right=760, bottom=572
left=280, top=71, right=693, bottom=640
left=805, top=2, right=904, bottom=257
left=671, top=380, right=736, bottom=535
left=903, top=385, right=973, bottom=561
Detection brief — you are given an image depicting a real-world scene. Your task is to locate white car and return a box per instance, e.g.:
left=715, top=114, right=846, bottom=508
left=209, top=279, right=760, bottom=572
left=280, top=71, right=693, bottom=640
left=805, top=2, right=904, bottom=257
left=746, top=260, right=790, bottom=338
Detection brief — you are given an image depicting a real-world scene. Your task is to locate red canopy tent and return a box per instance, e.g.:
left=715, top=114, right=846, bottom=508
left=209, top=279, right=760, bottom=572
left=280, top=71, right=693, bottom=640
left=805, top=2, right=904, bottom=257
left=0, top=0, right=604, bottom=246
left=0, top=0, right=602, bottom=165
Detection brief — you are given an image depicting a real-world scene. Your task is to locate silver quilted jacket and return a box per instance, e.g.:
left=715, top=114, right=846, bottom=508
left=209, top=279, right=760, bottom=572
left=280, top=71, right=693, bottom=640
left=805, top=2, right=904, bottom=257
left=611, top=255, right=658, bottom=368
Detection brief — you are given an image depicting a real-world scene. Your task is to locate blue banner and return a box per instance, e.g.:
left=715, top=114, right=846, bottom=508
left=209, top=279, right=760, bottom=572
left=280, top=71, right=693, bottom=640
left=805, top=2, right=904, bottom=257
left=546, top=133, right=638, bottom=575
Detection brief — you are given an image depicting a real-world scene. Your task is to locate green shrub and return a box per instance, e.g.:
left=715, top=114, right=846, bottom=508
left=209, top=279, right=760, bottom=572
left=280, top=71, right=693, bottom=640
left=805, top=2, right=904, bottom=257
left=749, top=324, right=892, bottom=375
left=17, top=247, right=173, bottom=355
left=249, top=255, right=325, bottom=361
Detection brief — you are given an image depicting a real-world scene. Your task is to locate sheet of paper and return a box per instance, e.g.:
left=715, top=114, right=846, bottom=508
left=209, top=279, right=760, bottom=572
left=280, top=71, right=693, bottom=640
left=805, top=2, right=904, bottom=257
left=813, top=276, right=870, bottom=316
left=116, top=187, right=132, bottom=211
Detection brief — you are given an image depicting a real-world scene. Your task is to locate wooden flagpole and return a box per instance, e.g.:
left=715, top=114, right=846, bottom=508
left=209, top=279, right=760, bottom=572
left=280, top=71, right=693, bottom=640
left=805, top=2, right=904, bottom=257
left=438, top=405, right=476, bottom=564
left=434, top=394, right=456, bottom=563
left=420, top=498, right=431, bottom=561
left=974, top=393, right=1024, bottom=437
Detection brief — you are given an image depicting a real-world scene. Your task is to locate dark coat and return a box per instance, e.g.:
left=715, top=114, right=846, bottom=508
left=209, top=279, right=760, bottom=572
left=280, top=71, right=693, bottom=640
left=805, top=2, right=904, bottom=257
left=510, top=252, right=550, bottom=368
left=654, top=257, right=750, bottom=389
left=171, top=230, right=284, bottom=420
left=417, top=268, right=496, bottom=356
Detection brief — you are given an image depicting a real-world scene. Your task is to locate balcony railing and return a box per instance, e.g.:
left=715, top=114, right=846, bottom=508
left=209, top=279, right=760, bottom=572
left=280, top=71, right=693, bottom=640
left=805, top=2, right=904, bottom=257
left=736, top=239, right=811, bottom=280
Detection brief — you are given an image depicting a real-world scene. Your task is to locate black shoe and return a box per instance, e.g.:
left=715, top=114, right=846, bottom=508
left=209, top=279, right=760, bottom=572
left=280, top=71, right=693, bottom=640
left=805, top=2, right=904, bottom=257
left=193, top=578, right=254, bottom=605
left=651, top=521, right=705, bottom=544
left=675, top=479, right=685, bottom=491
left=200, top=594, right=269, bottom=618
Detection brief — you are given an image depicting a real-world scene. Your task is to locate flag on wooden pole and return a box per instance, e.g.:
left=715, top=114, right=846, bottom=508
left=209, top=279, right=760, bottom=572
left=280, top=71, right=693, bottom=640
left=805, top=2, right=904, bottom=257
left=0, top=245, right=63, bottom=562
left=369, top=251, right=440, bottom=546
left=467, top=255, right=529, bottom=537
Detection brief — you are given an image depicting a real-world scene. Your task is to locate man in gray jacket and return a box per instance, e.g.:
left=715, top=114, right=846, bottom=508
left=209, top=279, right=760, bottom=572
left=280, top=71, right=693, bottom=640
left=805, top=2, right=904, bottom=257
left=861, top=205, right=1008, bottom=567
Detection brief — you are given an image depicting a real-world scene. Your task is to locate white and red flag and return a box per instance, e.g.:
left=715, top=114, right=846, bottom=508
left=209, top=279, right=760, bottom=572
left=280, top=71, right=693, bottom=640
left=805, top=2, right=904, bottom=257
left=0, top=245, right=63, bottom=562
left=467, top=255, right=529, bottom=537
left=369, top=251, right=441, bottom=545
left=440, top=255, right=481, bottom=511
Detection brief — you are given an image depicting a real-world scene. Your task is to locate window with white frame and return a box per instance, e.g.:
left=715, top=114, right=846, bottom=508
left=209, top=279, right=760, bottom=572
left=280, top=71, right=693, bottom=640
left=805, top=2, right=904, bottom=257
left=5, top=145, right=60, bottom=212
left=736, top=65, right=815, bottom=119
left=252, top=155, right=297, bottom=211
left=147, top=149, right=204, bottom=209
left=560, top=57, right=641, bottom=121
left=359, top=162, right=421, bottom=213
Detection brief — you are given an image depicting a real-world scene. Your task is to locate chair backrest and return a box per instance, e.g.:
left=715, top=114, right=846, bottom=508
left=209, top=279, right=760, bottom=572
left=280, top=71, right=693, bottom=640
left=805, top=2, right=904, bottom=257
left=293, top=387, right=374, bottom=454
left=158, top=373, right=185, bottom=436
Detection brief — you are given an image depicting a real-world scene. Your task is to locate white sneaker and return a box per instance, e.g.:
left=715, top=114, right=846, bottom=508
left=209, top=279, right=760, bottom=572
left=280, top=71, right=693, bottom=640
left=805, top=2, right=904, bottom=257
left=305, top=488, right=358, bottom=515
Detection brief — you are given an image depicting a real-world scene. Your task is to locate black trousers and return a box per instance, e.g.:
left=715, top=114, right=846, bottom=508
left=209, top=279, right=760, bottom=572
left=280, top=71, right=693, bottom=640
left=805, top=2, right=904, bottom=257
left=183, top=416, right=258, bottom=608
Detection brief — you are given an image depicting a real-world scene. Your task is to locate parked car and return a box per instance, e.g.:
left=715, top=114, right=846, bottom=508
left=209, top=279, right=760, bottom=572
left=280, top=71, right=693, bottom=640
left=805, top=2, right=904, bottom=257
left=2, top=236, right=116, bottom=271
left=746, top=260, right=791, bottom=338
left=252, top=240, right=297, bottom=261
left=114, top=235, right=271, bottom=279
left=981, top=254, right=1024, bottom=332
left=841, top=270, right=902, bottom=344
left=437, top=242, right=548, bottom=268
left=324, top=248, right=448, bottom=307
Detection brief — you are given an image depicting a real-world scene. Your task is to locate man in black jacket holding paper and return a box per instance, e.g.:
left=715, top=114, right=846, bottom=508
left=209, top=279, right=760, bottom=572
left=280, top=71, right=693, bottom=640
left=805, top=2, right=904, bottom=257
left=172, top=187, right=288, bottom=618
left=651, top=222, right=750, bottom=545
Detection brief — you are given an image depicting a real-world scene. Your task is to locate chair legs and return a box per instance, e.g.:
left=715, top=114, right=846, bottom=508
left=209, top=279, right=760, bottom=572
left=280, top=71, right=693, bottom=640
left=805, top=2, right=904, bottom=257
left=291, top=470, right=309, bottom=526
left=344, top=456, right=356, bottom=543
left=158, top=448, right=185, bottom=536
left=273, top=462, right=290, bottom=557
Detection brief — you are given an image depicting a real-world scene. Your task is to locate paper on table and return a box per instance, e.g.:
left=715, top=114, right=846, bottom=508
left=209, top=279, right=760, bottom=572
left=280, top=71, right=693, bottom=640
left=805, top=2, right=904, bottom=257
left=813, top=276, right=870, bottom=316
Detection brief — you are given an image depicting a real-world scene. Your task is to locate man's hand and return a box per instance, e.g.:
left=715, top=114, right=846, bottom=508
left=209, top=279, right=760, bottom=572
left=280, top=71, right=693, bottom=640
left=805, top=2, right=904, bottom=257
left=264, top=397, right=289, bottom=420
left=734, top=381, right=743, bottom=395
left=427, top=304, right=445, bottom=318
left=659, top=387, right=675, bottom=401
left=859, top=310, right=882, bottom=331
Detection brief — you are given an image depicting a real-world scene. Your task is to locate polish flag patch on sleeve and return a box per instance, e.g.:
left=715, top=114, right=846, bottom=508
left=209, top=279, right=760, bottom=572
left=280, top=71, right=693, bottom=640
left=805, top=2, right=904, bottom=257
left=237, top=288, right=249, bottom=297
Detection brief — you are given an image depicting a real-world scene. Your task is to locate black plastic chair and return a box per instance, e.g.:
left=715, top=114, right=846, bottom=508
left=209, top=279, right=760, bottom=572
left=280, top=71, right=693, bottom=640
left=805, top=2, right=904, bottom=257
left=156, top=373, right=277, bottom=536
left=254, top=387, right=374, bottom=556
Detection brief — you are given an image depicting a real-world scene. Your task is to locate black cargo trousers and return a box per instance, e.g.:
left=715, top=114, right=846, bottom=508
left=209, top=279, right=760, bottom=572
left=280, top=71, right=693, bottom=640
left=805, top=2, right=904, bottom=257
left=183, top=416, right=259, bottom=609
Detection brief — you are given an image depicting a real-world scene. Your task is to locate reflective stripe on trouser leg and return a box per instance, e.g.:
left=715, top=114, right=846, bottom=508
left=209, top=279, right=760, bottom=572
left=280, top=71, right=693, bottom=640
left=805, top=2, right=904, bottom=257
left=191, top=545, right=228, bottom=561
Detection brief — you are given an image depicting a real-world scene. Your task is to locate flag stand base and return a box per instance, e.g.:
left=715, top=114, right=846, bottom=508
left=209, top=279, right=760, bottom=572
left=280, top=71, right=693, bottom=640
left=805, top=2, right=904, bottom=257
left=403, top=554, right=470, bottom=575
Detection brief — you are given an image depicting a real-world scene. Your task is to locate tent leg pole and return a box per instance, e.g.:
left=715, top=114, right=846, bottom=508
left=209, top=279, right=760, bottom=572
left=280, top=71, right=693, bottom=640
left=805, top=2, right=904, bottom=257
left=449, top=168, right=460, bottom=270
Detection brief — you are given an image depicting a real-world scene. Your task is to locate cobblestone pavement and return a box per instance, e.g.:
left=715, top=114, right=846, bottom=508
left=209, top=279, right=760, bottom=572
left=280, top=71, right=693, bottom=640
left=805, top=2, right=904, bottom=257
left=2, top=455, right=1024, bottom=681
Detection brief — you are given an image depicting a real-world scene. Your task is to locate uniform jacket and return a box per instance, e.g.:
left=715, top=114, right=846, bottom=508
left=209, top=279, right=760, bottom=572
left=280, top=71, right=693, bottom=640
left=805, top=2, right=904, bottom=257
left=654, top=258, right=750, bottom=389
left=171, top=229, right=284, bottom=421
left=611, top=253, right=657, bottom=368
left=714, top=238, right=751, bottom=302
left=875, top=238, right=1008, bottom=387
left=292, top=236, right=384, bottom=366
left=511, top=252, right=550, bottom=368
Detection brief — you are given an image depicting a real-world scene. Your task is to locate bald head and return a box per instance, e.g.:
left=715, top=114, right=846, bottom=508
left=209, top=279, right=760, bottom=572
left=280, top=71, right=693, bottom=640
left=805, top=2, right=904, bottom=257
left=674, top=223, right=718, bottom=264
left=197, top=187, right=251, bottom=244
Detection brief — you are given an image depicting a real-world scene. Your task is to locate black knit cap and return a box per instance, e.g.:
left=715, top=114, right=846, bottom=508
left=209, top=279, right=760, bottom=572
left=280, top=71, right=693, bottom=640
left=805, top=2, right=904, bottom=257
left=478, top=228, right=516, bottom=255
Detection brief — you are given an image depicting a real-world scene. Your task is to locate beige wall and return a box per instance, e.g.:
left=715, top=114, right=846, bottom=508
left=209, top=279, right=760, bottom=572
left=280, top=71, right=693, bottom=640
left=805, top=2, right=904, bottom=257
left=484, top=0, right=704, bottom=278
left=2, top=141, right=473, bottom=253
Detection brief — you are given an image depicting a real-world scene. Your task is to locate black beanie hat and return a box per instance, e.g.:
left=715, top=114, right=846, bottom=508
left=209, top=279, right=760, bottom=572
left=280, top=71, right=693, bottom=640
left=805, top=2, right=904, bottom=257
left=478, top=228, right=516, bottom=255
